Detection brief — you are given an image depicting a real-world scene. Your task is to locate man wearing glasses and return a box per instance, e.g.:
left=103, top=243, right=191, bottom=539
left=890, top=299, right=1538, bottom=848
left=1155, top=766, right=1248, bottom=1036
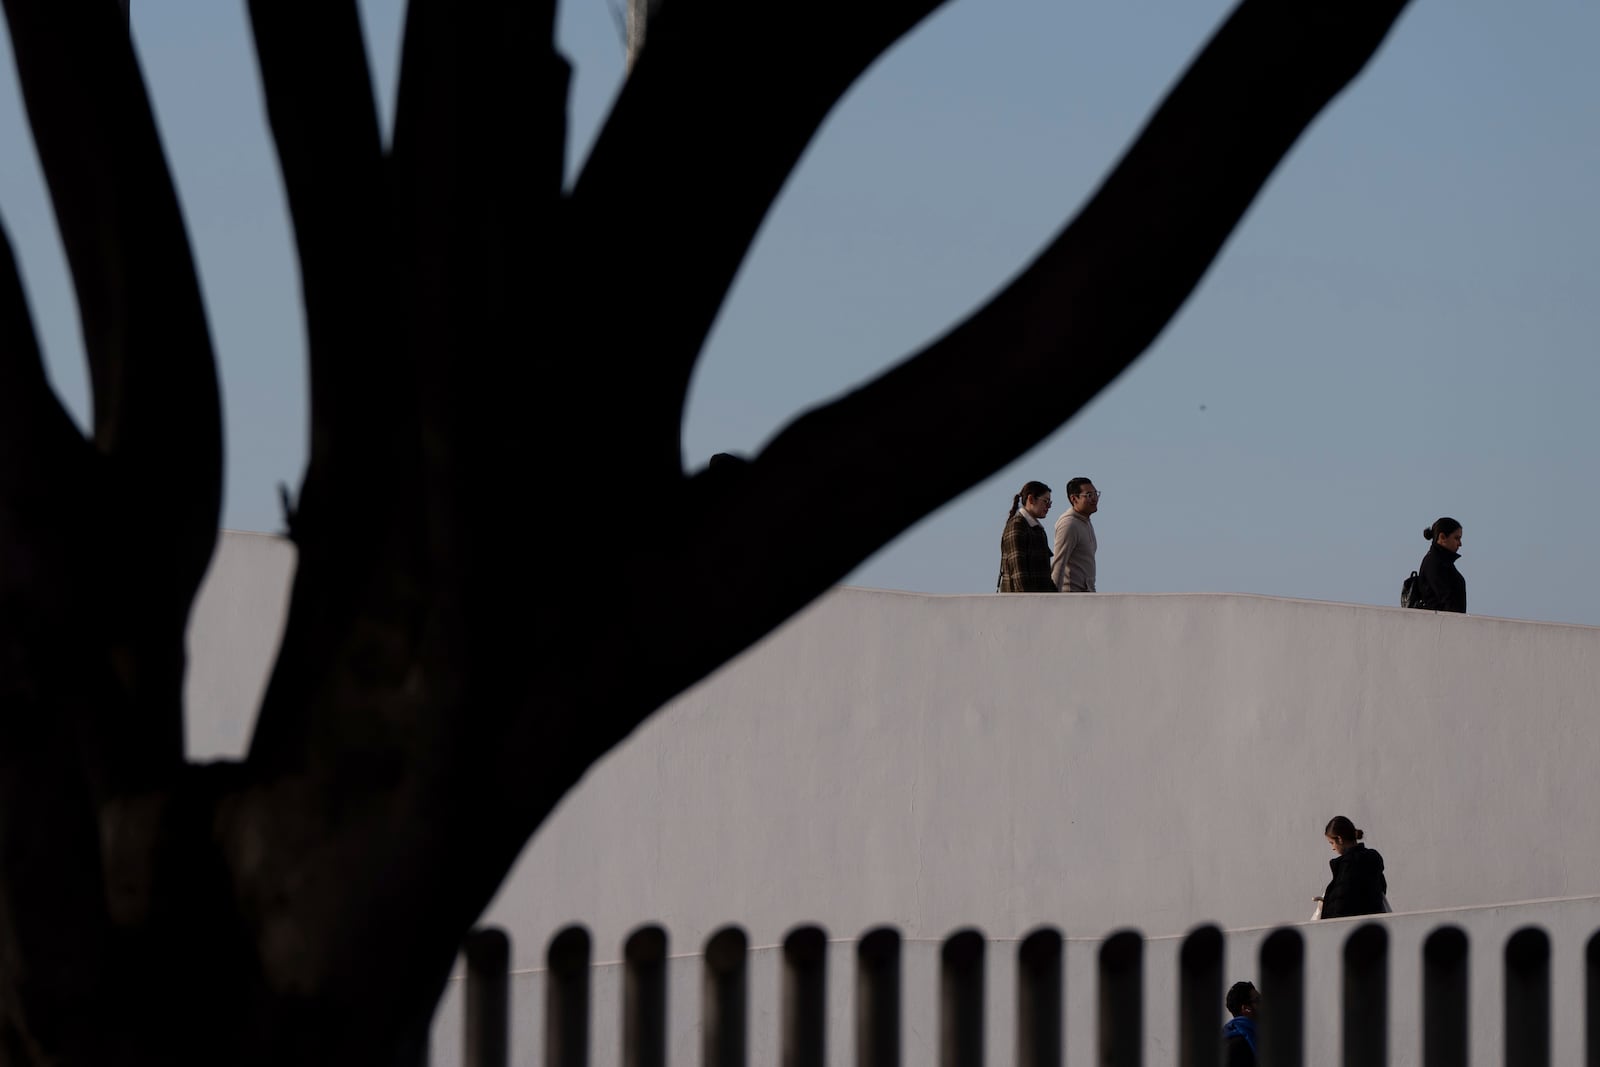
left=1051, top=477, right=1100, bottom=592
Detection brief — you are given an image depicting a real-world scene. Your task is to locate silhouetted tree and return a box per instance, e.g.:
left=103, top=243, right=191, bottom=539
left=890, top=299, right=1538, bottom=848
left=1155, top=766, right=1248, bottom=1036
left=0, top=0, right=1408, bottom=1062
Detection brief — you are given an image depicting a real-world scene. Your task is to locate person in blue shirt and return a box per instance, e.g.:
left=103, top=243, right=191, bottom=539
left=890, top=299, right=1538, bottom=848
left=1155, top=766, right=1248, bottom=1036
left=1222, top=981, right=1259, bottom=1066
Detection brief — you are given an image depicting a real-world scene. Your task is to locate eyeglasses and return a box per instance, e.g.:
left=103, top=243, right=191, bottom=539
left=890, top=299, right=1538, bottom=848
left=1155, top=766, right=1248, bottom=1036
left=1074, top=490, right=1102, bottom=500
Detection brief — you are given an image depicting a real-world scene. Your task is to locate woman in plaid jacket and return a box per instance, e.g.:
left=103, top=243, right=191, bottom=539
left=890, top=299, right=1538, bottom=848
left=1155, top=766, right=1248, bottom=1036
left=998, top=481, right=1056, bottom=592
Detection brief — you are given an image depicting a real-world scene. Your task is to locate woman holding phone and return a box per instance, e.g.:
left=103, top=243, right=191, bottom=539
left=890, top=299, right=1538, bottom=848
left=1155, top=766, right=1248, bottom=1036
left=1316, top=815, right=1388, bottom=919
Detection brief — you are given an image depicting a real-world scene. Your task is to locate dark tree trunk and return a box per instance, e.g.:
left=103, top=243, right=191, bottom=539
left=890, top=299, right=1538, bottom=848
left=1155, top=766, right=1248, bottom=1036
left=0, top=0, right=1411, bottom=1061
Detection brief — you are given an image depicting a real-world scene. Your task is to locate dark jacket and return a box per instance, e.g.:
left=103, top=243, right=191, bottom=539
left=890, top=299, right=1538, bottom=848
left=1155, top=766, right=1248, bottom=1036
left=999, top=512, right=1055, bottom=592
left=1416, top=541, right=1466, bottom=613
left=1320, top=842, right=1387, bottom=919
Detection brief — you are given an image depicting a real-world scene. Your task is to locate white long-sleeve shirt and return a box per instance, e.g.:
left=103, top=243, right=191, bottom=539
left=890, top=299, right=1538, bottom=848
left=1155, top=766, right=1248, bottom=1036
left=1051, top=510, right=1097, bottom=592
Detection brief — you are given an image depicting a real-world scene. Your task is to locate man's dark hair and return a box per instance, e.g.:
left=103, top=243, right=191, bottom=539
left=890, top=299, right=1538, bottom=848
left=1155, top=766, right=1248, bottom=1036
left=1226, top=981, right=1258, bottom=1017
left=1065, top=476, right=1095, bottom=499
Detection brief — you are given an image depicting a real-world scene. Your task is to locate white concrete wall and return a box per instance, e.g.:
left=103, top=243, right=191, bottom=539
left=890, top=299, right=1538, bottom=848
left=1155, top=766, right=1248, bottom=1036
left=477, top=584, right=1600, bottom=963
left=185, top=530, right=294, bottom=760
left=184, top=532, right=1600, bottom=1058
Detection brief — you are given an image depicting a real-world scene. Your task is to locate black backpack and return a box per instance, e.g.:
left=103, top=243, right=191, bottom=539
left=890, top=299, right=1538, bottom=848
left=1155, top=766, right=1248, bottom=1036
left=1402, top=569, right=1431, bottom=609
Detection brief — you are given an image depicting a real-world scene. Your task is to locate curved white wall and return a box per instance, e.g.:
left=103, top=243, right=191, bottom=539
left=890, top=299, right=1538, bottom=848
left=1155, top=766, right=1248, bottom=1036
left=186, top=533, right=1600, bottom=961
left=482, top=586, right=1600, bottom=964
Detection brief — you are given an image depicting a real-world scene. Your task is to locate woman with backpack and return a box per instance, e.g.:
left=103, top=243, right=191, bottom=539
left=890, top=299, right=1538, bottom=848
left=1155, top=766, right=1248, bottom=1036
left=1415, top=517, right=1466, bottom=613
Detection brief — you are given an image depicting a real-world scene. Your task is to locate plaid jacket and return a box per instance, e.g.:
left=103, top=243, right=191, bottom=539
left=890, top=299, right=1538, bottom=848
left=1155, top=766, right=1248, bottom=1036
left=998, top=512, right=1055, bottom=592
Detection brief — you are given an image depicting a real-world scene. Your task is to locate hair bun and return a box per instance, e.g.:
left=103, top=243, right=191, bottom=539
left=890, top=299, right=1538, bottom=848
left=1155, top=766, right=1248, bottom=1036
left=1355, top=828, right=1365, bottom=840
left=1423, top=526, right=1434, bottom=541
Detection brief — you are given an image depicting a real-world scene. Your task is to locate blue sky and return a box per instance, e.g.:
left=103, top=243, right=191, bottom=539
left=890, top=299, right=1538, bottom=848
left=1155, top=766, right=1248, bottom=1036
left=3, top=1, right=1598, bottom=623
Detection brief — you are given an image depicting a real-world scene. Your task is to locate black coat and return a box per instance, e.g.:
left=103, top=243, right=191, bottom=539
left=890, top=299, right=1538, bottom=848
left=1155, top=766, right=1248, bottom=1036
left=1224, top=1034, right=1256, bottom=1067
left=1320, top=842, right=1387, bottom=919
left=1416, top=541, right=1466, bottom=613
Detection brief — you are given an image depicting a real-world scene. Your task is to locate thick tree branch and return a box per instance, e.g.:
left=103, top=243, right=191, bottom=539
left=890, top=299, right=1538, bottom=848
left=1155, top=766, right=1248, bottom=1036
left=246, top=0, right=384, bottom=484
left=0, top=708, right=112, bottom=1064
left=0, top=227, right=114, bottom=1067
left=390, top=0, right=566, bottom=324
left=759, top=0, right=1412, bottom=578
left=1, top=0, right=220, bottom=578
left=0, top=226, right=98, bottom=720
left=388, top=0, right=568, bottom=482
left=243, top=0, right=424, bottom=775
left=1, top=0, right=220, bottom=783
left=607, top=0, right=1414, bottom=716
left=0, top=225, right=78, bottom=474
left=251, top=0, right=571, bottom=772
left=567, top=0, right=948, bottom=478
left=244, top=5, right=576, bottom=1033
